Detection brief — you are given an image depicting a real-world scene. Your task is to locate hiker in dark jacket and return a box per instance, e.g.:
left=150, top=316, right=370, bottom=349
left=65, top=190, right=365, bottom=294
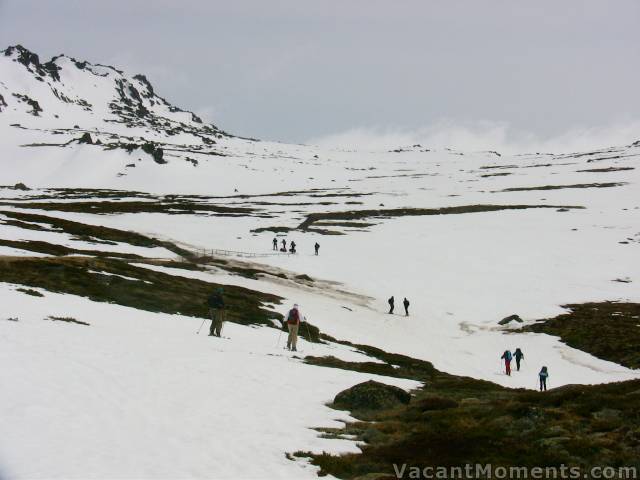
left=403, top=297, right=410, bottom=316
left=314, top=242, right=320, bottom=256
left=281, top=239, right=287, bottom=251
left=388, top=296, right=394, bottom=314
left=539, top=366, right=549, bottom=391
left=289, top=241, right=296, bottom=254
left=208, top=288, right=226, bottom=337
left=501, top=350, right=513, bottom=376
left=514, top=348, right=524, bottom=371
left=272, top=237, right=278, bottom=251
left=286, top=303, right=302, bottom=351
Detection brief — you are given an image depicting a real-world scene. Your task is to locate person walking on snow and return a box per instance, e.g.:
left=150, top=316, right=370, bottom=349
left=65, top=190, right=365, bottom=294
left=403, top=297, right=410, bottom=316
left=281, top=239, right=287, bottom=251
left=388, top=296, right=395, bottom=314
left=272, top=237, right=278, bottom=251
left=208, top=288, right=226, bottom=337
left=501, top=350, right=513, bottom=376
left=314, top=242, right=320, bottom=256
left=514, top=348, right=524, bottom=371
left=286, top=303, right=302, bottom=351
left=290, top=241, right=296, bottom=254
left=539, top=366, right=549, bottom=391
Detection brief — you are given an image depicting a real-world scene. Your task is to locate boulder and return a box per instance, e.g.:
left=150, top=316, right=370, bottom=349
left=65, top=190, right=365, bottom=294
left=78, top=132, right=93, bottom=144
left=499, top=314, right=523, bottom=325
left=13, top=182, right=29, bottom=191
left=333, top=380, right=411, bottom=411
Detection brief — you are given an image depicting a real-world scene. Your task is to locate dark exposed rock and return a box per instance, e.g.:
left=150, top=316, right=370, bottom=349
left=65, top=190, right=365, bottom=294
left=3, top=45, right=61, bottom=81
left=4, top=44, right=41, bottom=69
left=133, top=74, right=155, bottom=97
left=141, top=143, right=165, bottom=164
left=333, top=380, right=411, bottom=411
left=13, top=182, right=30, bottom=191
left=499, top=314, right=523, bottom=325
left=78, top=132, right=93, bottom=144
left=12, top=93, right=42, bottom=116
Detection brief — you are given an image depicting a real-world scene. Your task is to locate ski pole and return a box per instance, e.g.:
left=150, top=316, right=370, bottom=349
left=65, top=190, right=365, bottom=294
left=276, top=327, right=283, bottom=348
left=196, top=317, right=207, bottom=334
left=304, top=318, right=315, bottom=350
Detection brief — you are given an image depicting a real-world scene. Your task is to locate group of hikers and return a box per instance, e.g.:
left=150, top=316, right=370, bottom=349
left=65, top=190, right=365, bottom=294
left=388, top=296, right=410, bottom=316
left=206, top=289, right=551, bottom=392
left=501, top=348, right=549, bottom=391
left=207, top=289, right=304, bottom=351
left=272, top=237, right=320, bottom=256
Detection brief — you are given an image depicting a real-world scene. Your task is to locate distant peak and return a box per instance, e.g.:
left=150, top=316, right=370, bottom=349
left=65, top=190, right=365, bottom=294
left=3, top=44, right=41, bottom=66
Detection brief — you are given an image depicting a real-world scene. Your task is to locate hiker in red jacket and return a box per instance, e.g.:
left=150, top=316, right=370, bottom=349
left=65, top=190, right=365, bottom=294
left=286, top=303, right=302, bottom=351
left=501, top=350, right=513, bottom=376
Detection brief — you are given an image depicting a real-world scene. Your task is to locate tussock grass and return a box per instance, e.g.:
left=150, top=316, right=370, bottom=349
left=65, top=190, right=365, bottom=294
left=498, top=182, right=626, bottom=192
left=16, top=287, right=44, bottom=297
left=0, top=256, right=282, bottom=327
left=47, top=315, right=89, bottom=326
left=297, top=204, right=584, bottom=231
left=0, top=210, right=192, bottom=258
left=301, top=316, right=640, bottom=478
left=518, top=302, right=640, bottom=369
left=0, top=200, right=255, bottom=216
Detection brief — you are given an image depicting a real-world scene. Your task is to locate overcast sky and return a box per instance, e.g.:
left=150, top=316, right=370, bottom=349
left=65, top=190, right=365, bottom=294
left=1, top=0, right=639, bottom=151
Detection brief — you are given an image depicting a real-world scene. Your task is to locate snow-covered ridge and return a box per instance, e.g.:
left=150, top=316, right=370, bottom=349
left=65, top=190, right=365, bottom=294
left=0, top=44, right=225, bottom=140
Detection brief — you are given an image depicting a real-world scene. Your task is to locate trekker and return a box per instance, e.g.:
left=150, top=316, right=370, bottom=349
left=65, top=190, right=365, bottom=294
left=290, top=241, right=296, bottom=254
left=539, top=366, right=549, bottom=391
left=281, top=239, right=287, bottom=251
left=286, top=303, right=302, bottom=352
left=501, top=350, right=513, bottom=376
left=208, top=288, right=226, bottom=337
left=403, top=297, right=410, bottom=316
left=514, top=348, right=524, bottom=371
left=272, top=237, right=278, bottom=250
left=388, top=296, right=395, bottom=314
left=314, top=242, right=320, bottom=255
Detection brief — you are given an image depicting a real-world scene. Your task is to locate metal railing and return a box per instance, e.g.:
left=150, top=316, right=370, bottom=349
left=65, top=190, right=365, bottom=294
left=197, top=248, right=292, bottom=259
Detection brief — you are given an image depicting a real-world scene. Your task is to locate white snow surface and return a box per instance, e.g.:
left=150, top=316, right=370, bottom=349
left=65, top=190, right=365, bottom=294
left=0, top=283, right=418, bottom=479
left=1, top=45, right=640, bottom=479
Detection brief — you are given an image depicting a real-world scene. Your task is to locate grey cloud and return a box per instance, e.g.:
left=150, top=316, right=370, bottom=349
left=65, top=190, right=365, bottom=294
left=1, top=0, right=639, bottom=146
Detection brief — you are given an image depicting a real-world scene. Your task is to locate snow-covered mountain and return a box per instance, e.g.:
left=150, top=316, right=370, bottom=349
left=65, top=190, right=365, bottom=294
left=0, top=44, right=224, bottom=140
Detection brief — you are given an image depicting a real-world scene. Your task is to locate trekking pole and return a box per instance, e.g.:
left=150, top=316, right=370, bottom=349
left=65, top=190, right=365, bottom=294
left=304, top=317, right=315, bottom=350
left=276, top=326, right=283, bottom=348
left=196, top=317, right=207, bottom=334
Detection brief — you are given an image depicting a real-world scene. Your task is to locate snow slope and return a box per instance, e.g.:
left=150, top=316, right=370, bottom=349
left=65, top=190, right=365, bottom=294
left=0, top=282, right=418, bottom=479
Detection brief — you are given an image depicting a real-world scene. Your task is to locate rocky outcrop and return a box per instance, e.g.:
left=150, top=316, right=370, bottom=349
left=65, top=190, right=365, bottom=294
left=333, top=380, right=411, bottom=411
left=499, top=314, right=523, bottom=325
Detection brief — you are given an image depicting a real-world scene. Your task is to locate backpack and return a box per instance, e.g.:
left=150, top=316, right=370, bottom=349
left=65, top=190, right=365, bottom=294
left=208, top=293, right=223, bottom=308
left=287, top=308, right=300, bottom=324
